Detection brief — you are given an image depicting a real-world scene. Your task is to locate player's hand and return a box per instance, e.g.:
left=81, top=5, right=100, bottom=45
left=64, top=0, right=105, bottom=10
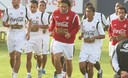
left=65, top=32, right=71, bottom=39
left=4, top=22, right=10, bottom=27
left=78, top=35, right=83, bottom=40
left=104, top=26, right=108, bottom=31
left=26, top=33, right=30, bottom=41
left=121, top=71, right=128, bottom=78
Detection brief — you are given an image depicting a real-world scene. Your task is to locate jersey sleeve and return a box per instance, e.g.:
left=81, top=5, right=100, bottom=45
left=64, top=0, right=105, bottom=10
left=49, top=14, right=55, bottom=32
left=42, top=13, right=49, bottom=25
left=2, top=8, right=8, bottom=22
left=101, top=13, right=107, bottom=26
left=26, top=7, right=31, bottom=21
left=97, top=22, right=105, bottom=35
left=70, top=14, right=80, bottom=35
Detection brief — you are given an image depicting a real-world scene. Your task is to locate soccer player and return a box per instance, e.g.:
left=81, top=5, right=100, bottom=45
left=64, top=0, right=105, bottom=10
left=111, top=39, right=128, bottom=78
left=79, top=2, right=107, bottom=78
left=49, top=0, right=80, bottom=78
left=79, top=6, right=105, bottom=78
left=2, top=0, right=32, bottom=78
left=107, top=2, right=123, bottom=57
left=25, top=0, right=49, bottom=78
left=37, top=0, right=51, bottom=74
left=108, top=6, right=128, bottom=78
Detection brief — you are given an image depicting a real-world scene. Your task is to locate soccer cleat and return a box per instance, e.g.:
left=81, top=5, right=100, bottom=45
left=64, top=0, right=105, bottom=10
left=42, top=69, right=45, bottom=74
left=62, top=71, right=66, bottom=78
left=38, top=69, right=42, bottom=78
left=97, top=70, right=103, bottom=78
left=53, top=71, right=57, bottom=78
left=84, top=72, right=88, bottom=78
left=26, top=74, right=32, bottom=78
left=57, top=74, right=63, bottom=78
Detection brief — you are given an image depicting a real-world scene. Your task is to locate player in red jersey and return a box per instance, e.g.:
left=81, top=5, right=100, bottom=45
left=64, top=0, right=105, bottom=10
left=49, top=0, right=80, bottom=78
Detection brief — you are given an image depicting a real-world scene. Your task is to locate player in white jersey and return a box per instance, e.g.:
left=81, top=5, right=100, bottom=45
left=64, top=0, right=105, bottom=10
left=25, top=0, right=49, bottom=78
left=106, top=2, right=125, bottom=57
left=79, top=2, right=107, bottom=78
left=2, top=0, right=32, bottom=78
left=79, top=6, right=105, bottom=78
left=37, top=0, right=51, bottom=74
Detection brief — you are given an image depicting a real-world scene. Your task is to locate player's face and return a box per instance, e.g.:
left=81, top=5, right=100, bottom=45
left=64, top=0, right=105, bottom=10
left=12, top=0, right=20, bottom=7
left=38, top=2, right=46, bottom=12
left=85, top=8, right=94, bottom=19
left=59, top=3, right=69, bottom=14
left=117, top=9, right=126, bottom=20
left=30, top=3, right=38, bottom=13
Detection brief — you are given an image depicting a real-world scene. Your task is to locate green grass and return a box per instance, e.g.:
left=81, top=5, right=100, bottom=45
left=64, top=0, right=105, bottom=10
left=0, top=32, right=114, bottom=78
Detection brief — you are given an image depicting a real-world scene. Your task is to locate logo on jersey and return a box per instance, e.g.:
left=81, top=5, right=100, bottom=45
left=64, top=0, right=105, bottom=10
left=120, top=43, right=128, bottom=53
left=113, top=29, right=126, bottom=34
left=123, top=43, right=128, bottom=49
left=32, top=20, right=38, bottom=24
left=10, top=17, right=24, bottom=23
left=56, top=21, right=69, bottom=27
left=20, top=12, right=23, bottom=15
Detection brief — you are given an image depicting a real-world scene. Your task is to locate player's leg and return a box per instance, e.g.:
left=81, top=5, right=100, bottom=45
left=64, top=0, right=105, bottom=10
left=94, top=61, right=103, bottom=78
left=9, top=52, right=15, bottom=70
left=26, top=52, right=32, bottom=78
left=88, top=62, right=94, bottom=78
left=12, top=51, right=21, bottom=78
left=66, top=60, right=72, bottom=78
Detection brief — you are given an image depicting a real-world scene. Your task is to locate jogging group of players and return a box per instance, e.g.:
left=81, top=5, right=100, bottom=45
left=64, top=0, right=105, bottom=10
left=1, top=0, right=128, bottom=78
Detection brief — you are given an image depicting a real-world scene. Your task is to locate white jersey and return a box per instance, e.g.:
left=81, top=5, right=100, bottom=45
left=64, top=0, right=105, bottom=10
left=94, top=12, right=107, bottom=26
left=39, top=11, right=50, bottom=36
left=107, top=13, right=118, bottom=26
left=81, top=18, right=105, bottom=54
left=2, top=5, right=31, bottom=27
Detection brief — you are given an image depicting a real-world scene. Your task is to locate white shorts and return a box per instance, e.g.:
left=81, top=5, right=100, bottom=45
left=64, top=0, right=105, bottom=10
left=79, top=51, right=100, bottom=64
left=7, top=38, right=26, bottom=53
left=42, top=35, right=50, bottom=54
left=109, top=42, right=115, bottom=57
left=79, top=43, right=101, bottom=64
left=7, top=29, right=26, bottom=53
left=53, top=40, right=74, bottom=60
left=25, top=35, right=42, bottom=55
left=50, top=39, right=54, bottom=53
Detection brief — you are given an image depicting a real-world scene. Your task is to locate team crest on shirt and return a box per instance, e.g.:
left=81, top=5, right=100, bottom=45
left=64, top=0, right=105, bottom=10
left=9, top=13, right=12, bottom=15
left=124, top=24, right=127, bottom=28
left=36, top=17, right=39, bottom=19
left=92, top=26, right=95, bottom=29
left=114, top=24, right=117, bottom=26
left=20, top=12, right=23, bottom=15
left=66, top=16, right=69, bottom=20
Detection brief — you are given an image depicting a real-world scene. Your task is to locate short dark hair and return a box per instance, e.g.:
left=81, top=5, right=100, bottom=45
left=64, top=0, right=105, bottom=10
left=86, top=6, right=95, bottom=12
left=39, top=0, right=46, bottom=6
left=30, top=0, right=38, bottom=6
left=60, top=0, right=71, bottom=7
left=84, top=2, right=93, bottom=9
left=117, top=6, right=127, bottom=13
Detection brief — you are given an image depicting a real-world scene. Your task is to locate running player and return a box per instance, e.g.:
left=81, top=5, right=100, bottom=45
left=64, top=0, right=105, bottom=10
left=2, top=0, right=32, bottom=78
left=49, top=0, right=80, bottom=78
left=79, top=6, right=105, bottom=78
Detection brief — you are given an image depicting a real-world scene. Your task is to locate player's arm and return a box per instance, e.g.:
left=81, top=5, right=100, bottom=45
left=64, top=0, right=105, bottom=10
left=88, top=22, right=105, bottom=43
left=68, top=14, right=80, bottom=38
left=101, top=13, right=108, bottom=31
left=26, top=8, right=32, bottom=40
left=2, top=8, right=10, bottom=27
